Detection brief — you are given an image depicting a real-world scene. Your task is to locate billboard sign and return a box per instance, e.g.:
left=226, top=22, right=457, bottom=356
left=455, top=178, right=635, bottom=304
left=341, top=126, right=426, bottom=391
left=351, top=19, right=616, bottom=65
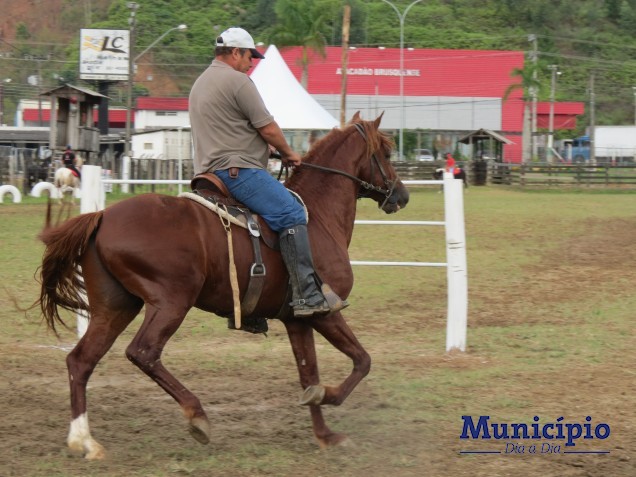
left=80, top=29, right=129, bottom=81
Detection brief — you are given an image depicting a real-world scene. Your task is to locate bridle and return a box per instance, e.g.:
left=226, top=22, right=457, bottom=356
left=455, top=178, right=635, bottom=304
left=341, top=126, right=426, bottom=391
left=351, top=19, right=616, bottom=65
left=279, top=122, right=398, bottom=209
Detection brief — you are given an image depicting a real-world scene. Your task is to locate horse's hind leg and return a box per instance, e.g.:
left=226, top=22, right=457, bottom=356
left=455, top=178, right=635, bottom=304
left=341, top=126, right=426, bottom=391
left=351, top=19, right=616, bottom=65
left=125, top=303, right=211, bottom=445
left=67, top=307, right=139, bottom=459
left=67, top=251, right=142, bottom=459
left=283, top=318, right=350, bottom=448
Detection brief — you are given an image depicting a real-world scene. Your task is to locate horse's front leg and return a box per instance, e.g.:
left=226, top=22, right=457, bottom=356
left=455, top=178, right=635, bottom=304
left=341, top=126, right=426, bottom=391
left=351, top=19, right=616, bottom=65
left=308, top=311, right=371, bottom=406
left=282, top=318, right=349, bottom=448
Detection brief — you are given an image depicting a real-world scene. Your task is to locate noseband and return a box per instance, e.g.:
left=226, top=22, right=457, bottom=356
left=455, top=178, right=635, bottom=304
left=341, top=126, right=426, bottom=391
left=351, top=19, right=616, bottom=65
left=293, top=123, right=398, bottom=208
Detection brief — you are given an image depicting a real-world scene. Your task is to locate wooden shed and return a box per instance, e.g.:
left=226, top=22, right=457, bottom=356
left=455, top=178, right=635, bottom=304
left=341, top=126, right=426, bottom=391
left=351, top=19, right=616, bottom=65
left=41, top=84, right=105, bottom=157
left=458, top=128, right=514, bottom=163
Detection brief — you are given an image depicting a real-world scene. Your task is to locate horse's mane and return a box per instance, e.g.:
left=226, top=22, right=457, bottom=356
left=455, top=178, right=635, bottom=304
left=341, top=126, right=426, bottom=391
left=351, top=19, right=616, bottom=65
left=304, top=115, right=395, bottom=163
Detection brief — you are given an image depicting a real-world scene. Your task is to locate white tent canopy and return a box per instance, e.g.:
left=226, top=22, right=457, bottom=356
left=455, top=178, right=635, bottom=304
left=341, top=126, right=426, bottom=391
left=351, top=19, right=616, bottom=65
left=250, top=45, right=339, bottom=130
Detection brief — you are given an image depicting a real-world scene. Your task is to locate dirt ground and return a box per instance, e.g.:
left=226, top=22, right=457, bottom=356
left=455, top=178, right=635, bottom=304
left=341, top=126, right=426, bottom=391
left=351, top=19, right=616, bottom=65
left=0, top=212, right=634, bottom=477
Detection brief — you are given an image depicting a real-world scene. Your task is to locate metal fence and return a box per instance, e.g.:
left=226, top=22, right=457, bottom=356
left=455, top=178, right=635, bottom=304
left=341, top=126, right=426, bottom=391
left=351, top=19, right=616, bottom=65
left=0, top=146, right=50, bottom=192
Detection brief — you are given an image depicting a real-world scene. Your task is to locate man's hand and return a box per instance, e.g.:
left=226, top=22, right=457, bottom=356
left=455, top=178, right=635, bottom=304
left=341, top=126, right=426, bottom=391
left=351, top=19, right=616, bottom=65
left=281, top=151, right=302, bottom=167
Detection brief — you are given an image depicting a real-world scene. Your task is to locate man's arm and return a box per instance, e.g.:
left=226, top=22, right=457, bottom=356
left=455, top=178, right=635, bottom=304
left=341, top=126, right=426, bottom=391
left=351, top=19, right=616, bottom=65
left=257, top=121, right=302, bottom=166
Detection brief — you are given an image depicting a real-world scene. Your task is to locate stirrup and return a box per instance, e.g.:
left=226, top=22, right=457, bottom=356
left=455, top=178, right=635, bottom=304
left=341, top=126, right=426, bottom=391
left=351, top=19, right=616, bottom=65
left=291, top=284, right=349, bottom=318
left=292, top=300, right=332, bottom=318
left=321, top=284, right=349, bottom=313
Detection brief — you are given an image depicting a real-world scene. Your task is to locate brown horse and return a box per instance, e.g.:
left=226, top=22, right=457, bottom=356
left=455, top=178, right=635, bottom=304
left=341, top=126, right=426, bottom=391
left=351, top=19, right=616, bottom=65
left=36, top=113, right=409, bottom=459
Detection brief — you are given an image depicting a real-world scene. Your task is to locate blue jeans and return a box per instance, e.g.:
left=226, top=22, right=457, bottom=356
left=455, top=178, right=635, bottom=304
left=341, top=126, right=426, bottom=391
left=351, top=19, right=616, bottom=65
left=215, top=168, right=306, bottom=232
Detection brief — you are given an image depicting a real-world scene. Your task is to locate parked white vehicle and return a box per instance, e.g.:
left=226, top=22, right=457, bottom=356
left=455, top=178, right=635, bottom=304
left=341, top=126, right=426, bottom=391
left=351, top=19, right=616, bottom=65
left=414, top=148, right=435, bottom=162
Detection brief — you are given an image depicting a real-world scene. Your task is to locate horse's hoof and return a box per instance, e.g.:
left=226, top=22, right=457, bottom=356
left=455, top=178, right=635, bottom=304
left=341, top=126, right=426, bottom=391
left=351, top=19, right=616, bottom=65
left=300, top=385, right=325, bottom=405
left=84, top=444, right=106, bottom=460
left=317, top=433, right=351, bottom=449
left=188, top=416, right=211, bottom=445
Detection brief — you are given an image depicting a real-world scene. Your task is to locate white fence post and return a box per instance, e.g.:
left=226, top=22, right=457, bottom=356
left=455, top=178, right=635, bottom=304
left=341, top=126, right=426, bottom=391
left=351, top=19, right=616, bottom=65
left=77, top=165, right=104, bottom=337
left=443, top=173, right=468, bottom=352
left=121, top=155, right=131, bottom=194
left=80, top=165, right=105, bottom=214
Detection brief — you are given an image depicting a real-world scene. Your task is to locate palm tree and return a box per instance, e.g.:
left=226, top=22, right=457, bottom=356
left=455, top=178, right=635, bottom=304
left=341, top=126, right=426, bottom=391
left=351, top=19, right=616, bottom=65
left=503, top=64, right=542, bottom=162
left=503, top=64, right=541, bottom=102
left=267, top=0, right=334, bottom=88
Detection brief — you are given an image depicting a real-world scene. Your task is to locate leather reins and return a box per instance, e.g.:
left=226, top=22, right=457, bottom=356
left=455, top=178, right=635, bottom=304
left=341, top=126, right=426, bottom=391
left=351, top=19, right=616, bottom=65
left=278, top=122, right=398, bottom=208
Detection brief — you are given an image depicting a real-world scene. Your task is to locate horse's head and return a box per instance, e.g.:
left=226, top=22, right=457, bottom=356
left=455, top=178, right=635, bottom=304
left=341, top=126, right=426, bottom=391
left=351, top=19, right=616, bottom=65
left=347, top=112, right=409, bottom=214
left=290, top=112, right=409, bottom=215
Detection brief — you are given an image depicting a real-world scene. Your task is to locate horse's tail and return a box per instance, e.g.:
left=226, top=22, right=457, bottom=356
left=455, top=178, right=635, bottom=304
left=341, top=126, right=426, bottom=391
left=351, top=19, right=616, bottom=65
left=45, top=197, right=52, bottom=230
left=37, top=211, right=103, bottom=335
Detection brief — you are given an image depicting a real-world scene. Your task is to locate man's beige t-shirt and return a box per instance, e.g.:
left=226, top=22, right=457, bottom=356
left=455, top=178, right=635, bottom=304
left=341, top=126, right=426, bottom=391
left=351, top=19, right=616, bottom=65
left=189, top=60, right=274, bottom=174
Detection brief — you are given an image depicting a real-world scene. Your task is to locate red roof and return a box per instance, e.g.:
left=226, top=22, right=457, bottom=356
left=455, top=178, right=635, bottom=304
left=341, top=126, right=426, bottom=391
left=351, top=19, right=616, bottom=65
left=136, top=97, right=189, bottom=111
left=536, top=101, right=584, bottom=129
left=536, top=102, right=584, bottom=115
left=23, top=108, right=127, bottom=122
left=23, top=109, right=52, bottom=121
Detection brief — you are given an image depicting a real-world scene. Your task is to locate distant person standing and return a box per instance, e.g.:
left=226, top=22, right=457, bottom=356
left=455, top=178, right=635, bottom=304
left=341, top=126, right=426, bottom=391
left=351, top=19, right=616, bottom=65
left=445, top=152, right=456, bottom=174
left=62, top=145, right=81, bottom=179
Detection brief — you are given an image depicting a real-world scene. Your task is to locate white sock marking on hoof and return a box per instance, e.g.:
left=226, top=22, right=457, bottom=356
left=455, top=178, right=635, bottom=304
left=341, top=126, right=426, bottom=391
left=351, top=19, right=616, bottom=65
left=68, top=413, right=106, bottom=459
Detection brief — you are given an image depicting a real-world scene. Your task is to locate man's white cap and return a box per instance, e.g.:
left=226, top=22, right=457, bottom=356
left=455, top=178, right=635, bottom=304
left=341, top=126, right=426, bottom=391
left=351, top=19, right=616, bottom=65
left=216, top=27, right=265, bottom=59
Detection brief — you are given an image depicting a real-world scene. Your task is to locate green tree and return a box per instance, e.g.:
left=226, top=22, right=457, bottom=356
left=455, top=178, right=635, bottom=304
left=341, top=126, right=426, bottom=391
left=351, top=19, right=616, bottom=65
left=267, top=0, right=338, bottom=88
left=605, top=0, right=623, bottom=22
left=503, top=64, right=542, bottom=103
left=619, top=0, right=636, bottom=32
left=15, top=23, right=31, bottom=40
left=503, top=64, right=542, bottom=162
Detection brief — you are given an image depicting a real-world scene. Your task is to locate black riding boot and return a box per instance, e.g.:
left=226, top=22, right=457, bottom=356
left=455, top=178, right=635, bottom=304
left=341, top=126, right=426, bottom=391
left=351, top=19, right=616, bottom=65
left=279, top=224, right=348, bottom=318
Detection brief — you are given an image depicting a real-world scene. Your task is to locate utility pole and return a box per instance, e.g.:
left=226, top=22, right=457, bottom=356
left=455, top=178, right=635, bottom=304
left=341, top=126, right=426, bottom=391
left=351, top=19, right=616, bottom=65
left=589, top=72, right=596, bottom=164
left=340, top=5, right=351, bottom=129
left=547, top=65, right=559, bottom=163
left=124, top=2, right=138, bottom=161
left=0, top=79, right=11, bottom=126
left=382, top=0, right=423, bottom=160
left=37, top=59, right=43, bottom=126
left=528, top=34, right=538, bottom=161
left=633, top=86, right=636, bottom=126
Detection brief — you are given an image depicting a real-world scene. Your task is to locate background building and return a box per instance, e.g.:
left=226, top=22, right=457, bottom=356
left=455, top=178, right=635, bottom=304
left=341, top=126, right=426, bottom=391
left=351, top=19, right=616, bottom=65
left=8, top=46, right=586, bottom=163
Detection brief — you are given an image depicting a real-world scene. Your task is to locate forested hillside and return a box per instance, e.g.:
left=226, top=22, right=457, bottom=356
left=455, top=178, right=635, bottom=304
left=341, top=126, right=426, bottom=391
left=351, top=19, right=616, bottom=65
left=2, top=0, right=636, bottom=133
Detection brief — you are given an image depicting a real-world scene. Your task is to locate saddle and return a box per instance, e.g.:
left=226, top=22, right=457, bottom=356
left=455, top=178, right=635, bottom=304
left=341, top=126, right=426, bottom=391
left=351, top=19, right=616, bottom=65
left=188, top=173, right=288, bottom=334
left=190, top=173, right=279, bottom=248
left=67, top=167, right=80, bottom=178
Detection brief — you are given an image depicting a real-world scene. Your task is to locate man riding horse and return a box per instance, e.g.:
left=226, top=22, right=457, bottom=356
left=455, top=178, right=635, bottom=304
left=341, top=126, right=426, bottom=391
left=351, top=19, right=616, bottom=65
left=189, top=27, right=346, bottom=318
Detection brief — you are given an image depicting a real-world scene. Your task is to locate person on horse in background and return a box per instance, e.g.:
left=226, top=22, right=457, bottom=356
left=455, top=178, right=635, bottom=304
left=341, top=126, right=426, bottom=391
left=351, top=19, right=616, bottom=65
left=445, top=152, right=456, bottom=174
left=62, top=145, right=81, bottom=180
left=189, top=27, right=347, bottom=318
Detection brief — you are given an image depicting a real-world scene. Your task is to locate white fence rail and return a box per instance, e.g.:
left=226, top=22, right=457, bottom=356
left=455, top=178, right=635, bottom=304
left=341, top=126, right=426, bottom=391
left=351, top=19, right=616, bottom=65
left=79, top=167, right=468, bottom=352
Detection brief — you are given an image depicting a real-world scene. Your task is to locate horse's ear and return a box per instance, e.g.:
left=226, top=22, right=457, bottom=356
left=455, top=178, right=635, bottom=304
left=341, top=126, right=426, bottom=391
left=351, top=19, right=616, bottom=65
left=351, top=111, right=361, bottom=122
left=373, top=111, right=385, bottom=130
